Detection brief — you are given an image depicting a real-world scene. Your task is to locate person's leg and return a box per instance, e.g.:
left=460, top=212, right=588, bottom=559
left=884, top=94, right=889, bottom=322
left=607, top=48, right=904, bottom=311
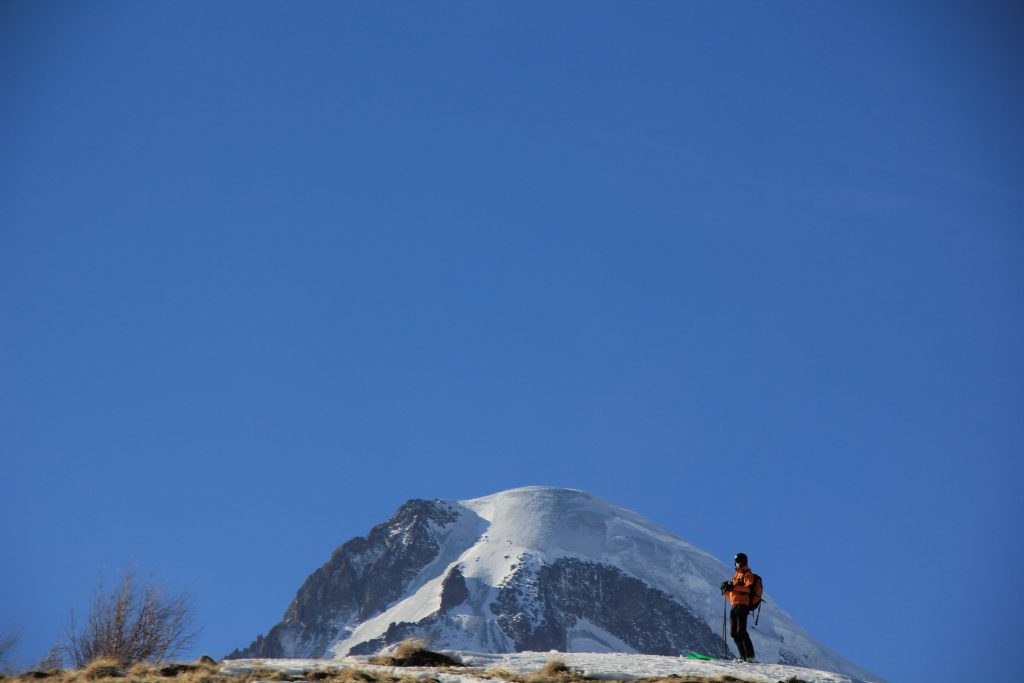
left=732, top=605, right=753, bottom=659
left=729, top=605, right=746, bottom=658
left=741, top=624, right=755, bottom=661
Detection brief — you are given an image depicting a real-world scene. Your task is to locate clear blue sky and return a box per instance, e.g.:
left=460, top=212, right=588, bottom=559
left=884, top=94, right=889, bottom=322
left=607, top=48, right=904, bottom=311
left=2, top=3, right=1021, bottom=683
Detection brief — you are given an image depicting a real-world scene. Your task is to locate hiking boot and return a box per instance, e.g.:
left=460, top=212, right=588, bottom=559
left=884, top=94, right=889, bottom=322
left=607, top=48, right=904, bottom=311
left=743, top=657, right=758, bottom=664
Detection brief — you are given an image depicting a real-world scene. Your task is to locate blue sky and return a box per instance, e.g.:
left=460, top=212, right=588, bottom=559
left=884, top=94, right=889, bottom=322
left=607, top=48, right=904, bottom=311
left=1, top=3, right=1022, bottom=683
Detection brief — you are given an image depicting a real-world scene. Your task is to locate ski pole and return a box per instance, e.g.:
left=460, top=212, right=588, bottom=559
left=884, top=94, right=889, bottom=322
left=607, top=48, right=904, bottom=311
left=721, top=595, right=728, bottom=657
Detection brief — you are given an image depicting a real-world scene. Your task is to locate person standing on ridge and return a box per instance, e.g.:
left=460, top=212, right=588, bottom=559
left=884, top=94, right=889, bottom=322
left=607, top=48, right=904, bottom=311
left=720, top=552, right=757, bottom=663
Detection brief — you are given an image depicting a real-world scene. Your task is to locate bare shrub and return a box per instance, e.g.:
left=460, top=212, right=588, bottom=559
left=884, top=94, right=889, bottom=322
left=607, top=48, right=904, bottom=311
left=34, top=644, right=66, bottom=673
left=0, top=630, right=22, bottom=674
left=64, top=568, right=199, bottom=668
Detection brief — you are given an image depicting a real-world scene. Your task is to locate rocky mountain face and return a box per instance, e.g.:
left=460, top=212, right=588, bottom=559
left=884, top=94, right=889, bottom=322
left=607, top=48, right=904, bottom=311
left=228, top=487, right=877, bottom=683
left=490, top=558, right=724, bottom=656
left=228, top=500, right=460, bottom=659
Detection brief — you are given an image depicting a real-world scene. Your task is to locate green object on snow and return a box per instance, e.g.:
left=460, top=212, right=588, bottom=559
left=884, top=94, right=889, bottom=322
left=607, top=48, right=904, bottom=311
left=685, top=652, right=715, bottom=660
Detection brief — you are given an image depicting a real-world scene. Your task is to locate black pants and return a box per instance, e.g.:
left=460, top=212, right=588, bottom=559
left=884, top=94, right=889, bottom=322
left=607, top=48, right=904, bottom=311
left=730, top=604, right=755, bottom=660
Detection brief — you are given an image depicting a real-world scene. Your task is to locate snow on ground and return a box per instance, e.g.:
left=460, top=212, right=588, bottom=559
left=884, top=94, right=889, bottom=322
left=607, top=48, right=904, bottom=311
left=221, top=651, right=865, bottom=683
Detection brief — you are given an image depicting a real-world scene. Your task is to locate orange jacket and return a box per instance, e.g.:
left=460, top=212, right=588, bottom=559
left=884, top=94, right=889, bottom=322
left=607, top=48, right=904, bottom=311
left=726, top=566, right=756, bottom=606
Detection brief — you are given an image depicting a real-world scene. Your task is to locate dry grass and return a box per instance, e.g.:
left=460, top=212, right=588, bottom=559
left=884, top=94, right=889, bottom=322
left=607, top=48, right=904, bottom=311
left=366, top=640, right=461, bottom=668
left=391, top=641, right=426, bottom=661
left=331, top=671, right=378, bottom=683
left=477, top=659, right=580, bottom=683
left=1, top=657, right=786, bottom=683
left=523, top=659, right=579, bottom=683
left=82, top=659, right=125, bottom=680
left=4, top=659, right=221, bottom=683
left=478, top=671, right=521, bottom=682
left=3, top=666, right=397, bottom=683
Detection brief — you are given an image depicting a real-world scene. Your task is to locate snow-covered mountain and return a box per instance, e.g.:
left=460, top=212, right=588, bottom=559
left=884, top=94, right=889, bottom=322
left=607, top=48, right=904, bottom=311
left=229, top=486, right=881, bottom=682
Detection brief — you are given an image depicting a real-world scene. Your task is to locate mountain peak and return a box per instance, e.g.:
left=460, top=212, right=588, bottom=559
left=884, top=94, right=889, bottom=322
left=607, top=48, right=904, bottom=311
left=230, top=488, right=881, bottom=683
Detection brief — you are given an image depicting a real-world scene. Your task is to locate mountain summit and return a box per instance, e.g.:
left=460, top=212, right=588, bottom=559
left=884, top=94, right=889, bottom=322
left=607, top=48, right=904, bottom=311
left=229, top=487, right=878, bottom=681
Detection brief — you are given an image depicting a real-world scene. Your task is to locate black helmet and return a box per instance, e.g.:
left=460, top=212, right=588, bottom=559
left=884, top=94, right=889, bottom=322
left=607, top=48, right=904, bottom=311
left=734, top=553, right=748, bottom=565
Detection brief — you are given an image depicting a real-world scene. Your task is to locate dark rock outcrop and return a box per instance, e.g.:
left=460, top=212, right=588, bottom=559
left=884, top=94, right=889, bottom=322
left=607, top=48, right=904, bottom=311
left=492, top=558, right=729, bottom=657
left=439, top=565, right=469, bottom=612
